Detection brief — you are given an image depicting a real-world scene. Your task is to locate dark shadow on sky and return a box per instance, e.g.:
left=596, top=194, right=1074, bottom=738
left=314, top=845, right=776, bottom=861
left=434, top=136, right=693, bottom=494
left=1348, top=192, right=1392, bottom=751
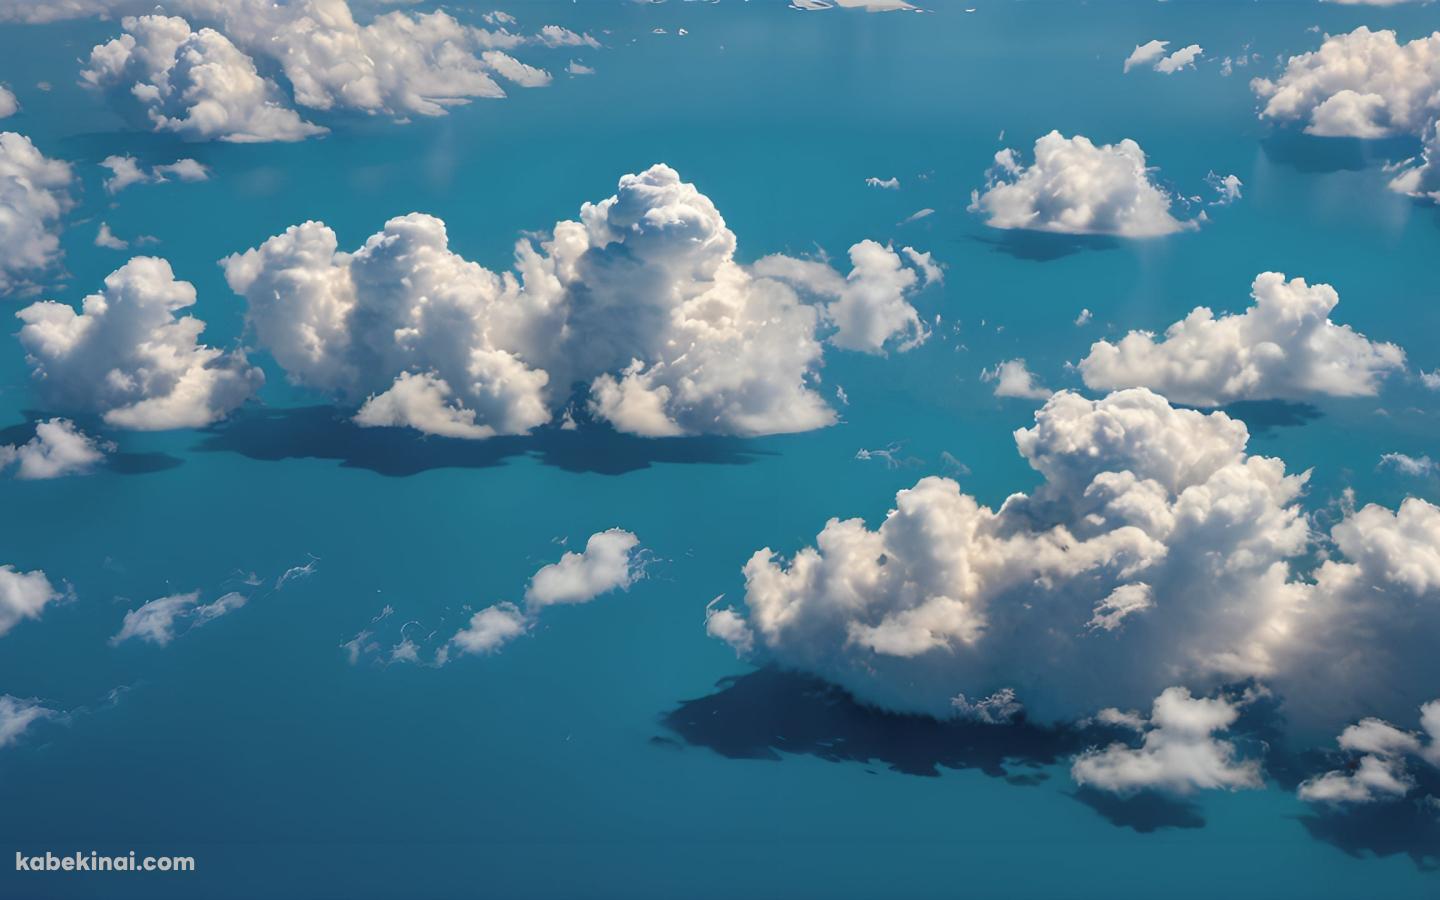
left=1070, top=787, right=1205, bottom=833
left=660, top=668, right=1212, bottom=831
left=1297, top=799, right=1440, bottom=872
left=970, top=231, right=1120, bottom=262
left=194, top=405, right=773, bottom=476
left=1261, top=131, right=1419, bottom=175
left=1216, top=399, right=1323, bottom=436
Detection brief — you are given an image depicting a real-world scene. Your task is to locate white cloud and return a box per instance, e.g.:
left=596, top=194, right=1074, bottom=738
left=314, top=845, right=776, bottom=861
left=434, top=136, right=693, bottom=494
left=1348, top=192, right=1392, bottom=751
left=1123, top=40, right=1169, bottom=74
left=482, top=51, right=551, bottom=88
left=1154, top=44, right=1203, bottom=75
left=110, top=590, right=246, bottom=646
left=224, top=164, right=931, bottom=439
left=0, top=696, right=56, bottom=749
left=1389, top=125, right=1440, bottom=202
left=1072, top=687, right=1262, bottom=794
left=0, top=0, right=132, bottom=23
left=448, top=529, right=643, bottom=659
left=95, top=222, right=127, bottom=250
left=566, top=60, right=595, bottom=76
left=705, top=596, right=754, bottom=656
left=0, top=564, right=62, bottom=638
left=1207, top=171, right=1243, bottom=205
left=0, top=85, right=18, bottom=118
left=982, top=359, right=1051, bottom=400
left=1380, top=452, right=1436, bottom=477
left=102, top=154, right=210, bottom=194
left=969, top=131, right=1194, bottom=237
left=82, top=15, right=326, bottom=143
left=538, top=25, right=599, bottom=48
left=0, top=132, right=73, bottom=294
left=0, top=419, right=107, bottom=480
left=1298, top=701, right=1440, bottom=804
left=17, top=256, right=263, bottom=430
left=1252, top=28, right=1440, bottom=138
left=1078, top=272, right=1405, bottom=406
left=865, top=176, right=900, bottom=189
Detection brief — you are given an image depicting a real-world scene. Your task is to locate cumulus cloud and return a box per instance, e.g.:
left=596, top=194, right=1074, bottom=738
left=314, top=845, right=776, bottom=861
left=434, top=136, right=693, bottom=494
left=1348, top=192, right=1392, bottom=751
left=0, top=418, right=108, bottom=480
left=0, top=85, right=17, bottom=118
left=1299, top=702, right=1440, bottom=803
left=0, top=696, right=56, bottom=749
left=448, top=529, right=643, bottom=659
left=1072, top=687, right=1262, bottom=793
left=0, top=564, right=62, bottom=638
left=82, top=15, right=326, bottom=142
left=1381, top=452, right=1436, bottom=477
left=712, top=386, right=1440, bottom=739
left=1154, top=45, right=1203, bottom=75
left=1078, top=272, right=1405, bottom=406
left=1252, top=28, right=1440, bottom=138
left=94, top=222, right=127, bottom=250
left=1126, top=40, right=1203, bottom=75
left=224, top=164, right=933, bottom=439
left=969, top=131, right=1195, bottom=237
left=0, top=131, right=73, bottom=294
left=1123, top=40, right=1168, bottom=74
left=110, top=590, right=246, bottom=646
left=1389, top=125, right=1440, bottom=202
left=1207, top=171, right=1243, bottom=205
left=982, top=359, right=1051, bottom=400
left=101, top=154, right=209, bottom=193
left=17, top=257, right=263, bottom=430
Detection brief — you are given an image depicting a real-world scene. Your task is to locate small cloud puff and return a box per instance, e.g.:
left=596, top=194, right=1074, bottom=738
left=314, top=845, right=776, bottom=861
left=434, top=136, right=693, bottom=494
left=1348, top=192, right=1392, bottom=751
left=0, top=419, right=108, bottom=480
left=982, top=359, right=1051, bottom=400
left=0, top=564, right=62, bottom=638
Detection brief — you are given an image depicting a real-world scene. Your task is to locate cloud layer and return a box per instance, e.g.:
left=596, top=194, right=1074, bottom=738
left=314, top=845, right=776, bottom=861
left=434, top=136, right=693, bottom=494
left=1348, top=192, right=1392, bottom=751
left=224, top=164, right=934, bottom=439
left=1078, top=272, right=1406, bottom=406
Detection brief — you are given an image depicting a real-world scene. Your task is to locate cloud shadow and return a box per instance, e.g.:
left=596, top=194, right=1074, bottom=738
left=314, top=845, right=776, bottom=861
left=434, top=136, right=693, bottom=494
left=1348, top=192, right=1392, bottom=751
left=1297, top=798, right=1440, bottom=871
left=1216, top=399, right=1323, bottom=436
left=0, top=417, right=183, bottom=477
left=659, top=668, right=1208, bottom=831
left=193, top=405, right=774, bottom=477
left=1261, top=131, right=1419, bottom=175
left=970, top=231, right=1121, bottom=262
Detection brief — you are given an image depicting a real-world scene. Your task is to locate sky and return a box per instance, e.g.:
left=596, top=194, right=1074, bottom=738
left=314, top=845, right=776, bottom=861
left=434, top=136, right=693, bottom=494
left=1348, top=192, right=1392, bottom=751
left=1, top=1, right=1440, bottom=897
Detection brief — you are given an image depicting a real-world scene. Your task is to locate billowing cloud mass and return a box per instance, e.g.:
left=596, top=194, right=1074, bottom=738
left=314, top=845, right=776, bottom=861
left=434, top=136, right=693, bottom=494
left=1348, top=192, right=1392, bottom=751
left=448, top=529, right=642, bottom=658
left=110, top=590, right=247, bottom=646
left=0, top=564, right=61, bottom=638
left=1078, top=272, right=1406, bottom=406
left=0, top=132, right=73, bottom=294
left=1299, top=702, right=1440, bottom=803
left=0, top=695, right=56, bottom=748
left=224, top=164, right=934, bottom=439
left=969, top=132, right=1194, bottom=237
left=1071, top=687, right=1262, bottom=794
left=982, top=359, right=1051, bottom=400
left=82, top=15, right=327, bottom=142
left=16, top=257, right=263, bottom=430
left=0, top=419, right=108, bottom=479
left=708, top=387, right=1440, bottom=739
left=1252, top=28, right=1440, bottom=138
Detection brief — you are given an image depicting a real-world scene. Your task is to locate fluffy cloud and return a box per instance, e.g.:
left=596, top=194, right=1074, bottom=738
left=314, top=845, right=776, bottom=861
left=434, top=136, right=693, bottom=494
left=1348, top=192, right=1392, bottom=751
left=1123, top=40, right=1168, bottom=73
left=224, top=164, right=933, bottom=439
left=1125, top=41, right=1203, bottom=75
left=1389, top=125, right=1440, bottom=202
left=0, top=132, right=73, bottom=294
left=101, top=154, right=209, bottom=194
left=969, top=132, right=1195, bottom=237
left=1381, top=453, right=1436, bottom=477
left=0, top=419, right=108, bottom=480
left=0, top=564, right=62, bottom=638
left=0, top=696, right=56, bottom=749
left=982, top=359, right=1051, bottom=400
left=1252, top=28, right=1440, bottom=138
left=82, top=15, right=326, bottom=142
left=1154, top=45, right=1203, bottom=75
left=1078, top=272, right=1406, bottom=406
left=711, top=387, right=1440, bottom=739
left=110, top=590, right=247, bottom=646
left=1299, top=702, right=1440, bottom=803
left=0, top=85, right=17, bottom=118
left=448, top=529, right=642, bottom=658
left=1071, top=687, right=1262, bottom=794
left=16, top=257, right=263, bottom=430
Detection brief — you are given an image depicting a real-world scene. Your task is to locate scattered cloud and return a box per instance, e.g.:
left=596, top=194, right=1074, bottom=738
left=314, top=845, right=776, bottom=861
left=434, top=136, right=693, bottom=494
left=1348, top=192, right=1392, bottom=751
left=0, top=131, right=73, bottom=294
left=0, top=419, right=108, bottom=479
left=0, top=564, right=62, bottom=638
left=982, top=359, right=1052, bottom=400
left=110, top=590, right=247, bottom=646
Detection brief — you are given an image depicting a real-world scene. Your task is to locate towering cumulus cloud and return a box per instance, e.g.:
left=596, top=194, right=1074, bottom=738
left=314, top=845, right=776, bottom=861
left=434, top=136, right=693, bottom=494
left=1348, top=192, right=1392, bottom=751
left=81, top=15, right=326, bottom=142
left=0, top=132, right=73, bottom=294
left=1078, top=272, right=1405, bottom=406
left=1252, top=28, right=1440, bottom=139
left=223, top=164, right=935, bottom=438
left=16, top=257, right=262, bottom=429
left=708, top=388, right=1440, bottom=739
left=969, top=131, right=1194, bottom=237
